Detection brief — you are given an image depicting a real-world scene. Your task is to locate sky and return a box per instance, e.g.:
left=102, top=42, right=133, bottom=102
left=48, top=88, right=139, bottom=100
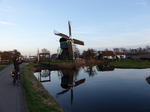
left=0, top=0, right=150, bottom=56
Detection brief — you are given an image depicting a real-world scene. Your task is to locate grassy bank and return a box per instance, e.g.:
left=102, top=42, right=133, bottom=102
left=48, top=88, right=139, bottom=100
left=109, top=59, right=150, bottom=69
left=39, top=60, right=73, bottom=65
left=22, top=63, right=63, bottom=112
left=39, top=59, right=108, bottom=69
left=38, top=59, right=85, bottom=70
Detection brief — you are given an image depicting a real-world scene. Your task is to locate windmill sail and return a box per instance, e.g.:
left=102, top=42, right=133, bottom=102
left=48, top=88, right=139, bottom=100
left=54, top=30, right=69, bottom=38
left=68, top=21, right=71, bottom=37
left=73, top=38, right=84, bottom=45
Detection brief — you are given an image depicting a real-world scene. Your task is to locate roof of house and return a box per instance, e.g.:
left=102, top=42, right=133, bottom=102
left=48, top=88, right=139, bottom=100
left=100, top=51, right=116, bottom=56
left=115, top=52, right=125, bottom=55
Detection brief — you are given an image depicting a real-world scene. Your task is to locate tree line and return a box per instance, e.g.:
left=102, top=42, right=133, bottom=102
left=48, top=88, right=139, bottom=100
left=0, top=48, right=49, bottom=61
left=0, top=49, right=21, bottom=60
left=1, top=45, right=150, bottom=60
left=113, top=45, right=150, bottom=55
left=81, top=45, right=150, bottom=59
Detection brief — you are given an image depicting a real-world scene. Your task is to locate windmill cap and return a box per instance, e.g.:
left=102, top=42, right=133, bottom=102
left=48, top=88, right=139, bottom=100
left=60, top=37, right=67, bottom=42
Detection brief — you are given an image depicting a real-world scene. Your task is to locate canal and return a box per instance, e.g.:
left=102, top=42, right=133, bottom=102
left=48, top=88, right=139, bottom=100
left=34, top=66, right=150, bottom=112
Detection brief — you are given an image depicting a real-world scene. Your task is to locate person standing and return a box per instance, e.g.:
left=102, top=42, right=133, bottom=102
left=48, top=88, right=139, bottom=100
left=13, top=57, right=22, bottom=84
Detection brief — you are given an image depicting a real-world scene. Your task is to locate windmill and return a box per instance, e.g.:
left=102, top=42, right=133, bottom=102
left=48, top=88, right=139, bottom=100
left=54, top=21, right=84, bottom=60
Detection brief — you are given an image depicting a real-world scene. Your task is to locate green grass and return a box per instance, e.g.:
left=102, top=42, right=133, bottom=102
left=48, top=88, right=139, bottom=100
left=26, top=62, right=38, bottom=66
left=39, top=60, right=73, bottom=65
left=39, top=60, right=76, bottom=69
left=109, top=59, right=150, bottom=69
left=0, top=65, right=7, bottom=71
left=22, top=63, right=63, bottom=112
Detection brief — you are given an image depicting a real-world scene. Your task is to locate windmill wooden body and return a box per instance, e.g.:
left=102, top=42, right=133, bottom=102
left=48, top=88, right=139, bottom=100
left=54, top=21, right=84, bottom=60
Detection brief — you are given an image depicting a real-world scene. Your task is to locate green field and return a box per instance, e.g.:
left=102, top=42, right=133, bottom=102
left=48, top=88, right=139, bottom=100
left=109, top=59, right=150, bottom=69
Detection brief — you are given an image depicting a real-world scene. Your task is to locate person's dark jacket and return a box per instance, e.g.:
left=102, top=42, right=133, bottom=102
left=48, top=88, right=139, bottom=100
left=13, top=60, right=22, bottom=71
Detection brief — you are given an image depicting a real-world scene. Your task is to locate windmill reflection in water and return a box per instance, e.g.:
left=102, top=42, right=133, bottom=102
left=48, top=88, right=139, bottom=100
left=38, top=69, right=51, bottom=82
left=56, top=69, right=86, bottom=105
left=37, top=68, right=86, bottom=105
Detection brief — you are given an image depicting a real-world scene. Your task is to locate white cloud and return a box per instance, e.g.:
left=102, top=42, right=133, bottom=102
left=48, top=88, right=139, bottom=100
left=136, top=3, right=146, bottom=5
left=0, top=21, right=17, bottom=26
left=0, top=6, right=16, bottom=12
left=6, top=6, right=16, bottom=12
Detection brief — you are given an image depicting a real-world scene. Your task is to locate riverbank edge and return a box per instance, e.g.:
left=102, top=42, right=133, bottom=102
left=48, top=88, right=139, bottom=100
left=22, top=63, right=63, bottom=112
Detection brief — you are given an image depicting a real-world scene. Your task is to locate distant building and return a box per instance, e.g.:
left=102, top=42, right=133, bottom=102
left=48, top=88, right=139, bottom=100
left=29, top=56, right=37, bottom=61
left=39, top=53, right=50, bottom=61
left=115, top=52, right=126, bottom=59
left=98, top=51, right=117, bottom=59
left=51, top=54, right=57, bottom=60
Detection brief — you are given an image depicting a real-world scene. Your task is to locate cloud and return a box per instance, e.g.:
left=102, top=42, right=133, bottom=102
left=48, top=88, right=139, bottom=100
left=6, top=6, right=16, bottom=12
left=136, top=3, right=146, bottom=5
left=0, top=21, right=17, bottom=26
left=0, top=6, right=16, bottom=12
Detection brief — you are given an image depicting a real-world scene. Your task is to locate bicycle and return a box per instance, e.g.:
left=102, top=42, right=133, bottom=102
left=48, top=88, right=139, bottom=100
left=13, top=70, right=21, bottom=86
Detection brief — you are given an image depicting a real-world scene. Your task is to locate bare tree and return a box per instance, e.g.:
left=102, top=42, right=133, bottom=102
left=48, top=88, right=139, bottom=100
left=113, top=48, right=120, bottom=52
left=145, top=45, right=150, bottom=53
left=105, top=48, right=109, bottom=51
left=40, top=48, right=50, bottom=60
left=41, top=48, right=50, bottom=53
left=81, top=48, right=97, bottom=59
left=72, top=44, right=80, bottom=59
left=112, top=45, right=150, bottom=55
left=13, top=49, right=21, bottom=57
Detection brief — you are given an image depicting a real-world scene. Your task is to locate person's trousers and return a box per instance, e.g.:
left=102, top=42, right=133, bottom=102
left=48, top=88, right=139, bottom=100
left=13, top=70, right=20, bottom=83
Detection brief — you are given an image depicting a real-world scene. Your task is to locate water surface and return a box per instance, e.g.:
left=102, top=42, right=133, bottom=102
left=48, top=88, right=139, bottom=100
left=34, top=66, right=150, bottom=112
